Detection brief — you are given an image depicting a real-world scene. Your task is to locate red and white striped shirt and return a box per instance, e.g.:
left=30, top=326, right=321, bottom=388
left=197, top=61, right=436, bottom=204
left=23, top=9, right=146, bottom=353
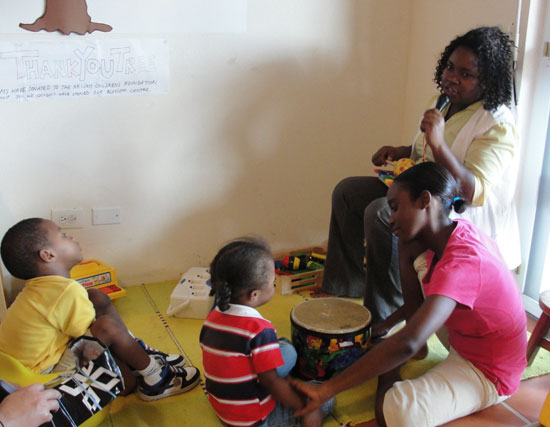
left=200, top=304, right=284, bottom=426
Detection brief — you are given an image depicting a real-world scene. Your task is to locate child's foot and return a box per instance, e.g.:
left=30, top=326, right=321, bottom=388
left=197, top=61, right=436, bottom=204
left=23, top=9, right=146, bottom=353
left=138, top=361, right=200, bottom=401
left=135, top=338, right=186, bottom=368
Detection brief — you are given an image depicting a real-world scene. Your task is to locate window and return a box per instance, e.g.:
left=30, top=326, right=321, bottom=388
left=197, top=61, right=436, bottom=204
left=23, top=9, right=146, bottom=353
left=516, top=0, right=550, bottom=316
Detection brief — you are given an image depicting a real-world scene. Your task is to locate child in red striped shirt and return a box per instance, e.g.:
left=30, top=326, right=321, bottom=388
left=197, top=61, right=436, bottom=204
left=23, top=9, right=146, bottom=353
left=200, top=238, right=333, bottom=427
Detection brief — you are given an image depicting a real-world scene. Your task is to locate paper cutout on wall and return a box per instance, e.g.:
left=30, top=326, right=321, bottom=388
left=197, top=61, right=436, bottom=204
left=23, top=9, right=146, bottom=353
left=20, top=0, right=112, bottom=35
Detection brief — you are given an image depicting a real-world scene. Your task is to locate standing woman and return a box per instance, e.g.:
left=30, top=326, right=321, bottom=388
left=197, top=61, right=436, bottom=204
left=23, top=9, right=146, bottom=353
left=293, top=162, right=527, bottom=427
left=321, top=27, right=520, bottom=326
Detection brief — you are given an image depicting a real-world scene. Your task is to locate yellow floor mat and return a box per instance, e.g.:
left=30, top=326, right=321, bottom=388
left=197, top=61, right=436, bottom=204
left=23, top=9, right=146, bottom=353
left=100, top=281, right=550, bottom=426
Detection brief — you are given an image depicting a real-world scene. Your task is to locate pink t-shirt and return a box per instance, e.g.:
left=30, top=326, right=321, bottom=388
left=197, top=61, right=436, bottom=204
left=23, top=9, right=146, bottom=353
left=423, top=219, right=527, bottom=396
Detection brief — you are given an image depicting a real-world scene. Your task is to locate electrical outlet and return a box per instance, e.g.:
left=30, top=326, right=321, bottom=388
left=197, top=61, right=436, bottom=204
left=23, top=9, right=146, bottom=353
left=51, top=208, right=85, bottom=229
left=92, top=207, right=121, bottom=225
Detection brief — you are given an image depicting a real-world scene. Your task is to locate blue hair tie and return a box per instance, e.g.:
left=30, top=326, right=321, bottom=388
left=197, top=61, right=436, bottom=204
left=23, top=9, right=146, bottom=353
left=452, top=197, right=461, bottom=205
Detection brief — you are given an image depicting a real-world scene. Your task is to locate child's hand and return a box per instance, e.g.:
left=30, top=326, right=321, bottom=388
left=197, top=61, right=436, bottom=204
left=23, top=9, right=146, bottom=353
left=74, top=341, right=102, bottom=366
left=290, top=379, right=331, bottom=417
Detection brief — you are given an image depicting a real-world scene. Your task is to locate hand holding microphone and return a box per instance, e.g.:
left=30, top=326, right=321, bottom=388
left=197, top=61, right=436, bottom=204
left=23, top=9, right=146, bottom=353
left=419, top=93, right=450, bottom=159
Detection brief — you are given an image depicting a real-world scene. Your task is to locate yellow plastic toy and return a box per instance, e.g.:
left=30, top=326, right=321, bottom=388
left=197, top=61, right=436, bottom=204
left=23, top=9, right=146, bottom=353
left=70, top=259, right=126, bottom=300
left=541, top=392, right=550, bottom=426
left=0, top=351, right=111, bottom=426
left=393, top=158, right=416, bottom=176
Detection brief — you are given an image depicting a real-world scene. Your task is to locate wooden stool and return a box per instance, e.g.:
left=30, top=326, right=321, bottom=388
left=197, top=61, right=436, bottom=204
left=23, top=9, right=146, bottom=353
left=526, top=290, right=550, bottom=365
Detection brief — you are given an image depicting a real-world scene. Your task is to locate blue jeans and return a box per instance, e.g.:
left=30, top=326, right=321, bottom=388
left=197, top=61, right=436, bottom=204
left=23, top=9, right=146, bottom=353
left=276, top=337, right=297, bottom=378
left=261, top=340, right=333, bottom=426
left=259, top=382, right=335, bottom=427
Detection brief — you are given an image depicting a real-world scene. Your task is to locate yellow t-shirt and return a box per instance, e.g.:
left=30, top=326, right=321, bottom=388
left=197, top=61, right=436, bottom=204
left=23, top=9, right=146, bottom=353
left=411, top=99, right=517, bottom=206
left=0, top=276, right=95, bottom=372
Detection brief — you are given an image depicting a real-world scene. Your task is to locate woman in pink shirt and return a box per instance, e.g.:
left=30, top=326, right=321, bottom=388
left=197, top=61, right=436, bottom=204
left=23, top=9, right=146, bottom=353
left=292, top=162, right=527, bottom=427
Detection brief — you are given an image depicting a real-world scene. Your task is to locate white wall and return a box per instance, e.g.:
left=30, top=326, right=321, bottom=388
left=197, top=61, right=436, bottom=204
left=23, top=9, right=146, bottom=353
left=0, top=0, right=519, bottom=301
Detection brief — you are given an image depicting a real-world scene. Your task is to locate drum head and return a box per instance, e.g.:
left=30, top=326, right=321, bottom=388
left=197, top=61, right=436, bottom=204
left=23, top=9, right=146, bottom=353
left=291, top=298, right=371, bottom=334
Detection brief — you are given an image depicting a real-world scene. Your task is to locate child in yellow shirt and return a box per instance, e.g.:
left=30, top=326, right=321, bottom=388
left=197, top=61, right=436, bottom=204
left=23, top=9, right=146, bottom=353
left=0, top=218, right=200, bottom=401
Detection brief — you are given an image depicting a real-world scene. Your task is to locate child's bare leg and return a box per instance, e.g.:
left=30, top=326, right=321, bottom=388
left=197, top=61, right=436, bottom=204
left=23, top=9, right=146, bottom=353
left=90, top=316, right=150, bottom=370
left=89, top=316, right=151, bottom=391
left=88, top=290, right=188, bottom=369
left=90, top=313, right=200, bottom=400
left=87, top=289, right=126, bottom=325
left=114, top=357, right=137, bottom=395
left=375, top=368, right=401, bottom=427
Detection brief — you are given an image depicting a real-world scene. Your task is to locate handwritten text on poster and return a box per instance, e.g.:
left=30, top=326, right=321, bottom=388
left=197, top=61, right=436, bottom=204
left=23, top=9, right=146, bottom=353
left=0, top=39, right=169, bottom=102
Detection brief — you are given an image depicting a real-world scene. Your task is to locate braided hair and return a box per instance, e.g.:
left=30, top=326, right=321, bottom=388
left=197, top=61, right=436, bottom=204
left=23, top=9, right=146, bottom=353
left=393, top=162, right=467, bottom=215
left=434, top=26, right=514, bottom=111
left=210, top=237, right=273, bottom=312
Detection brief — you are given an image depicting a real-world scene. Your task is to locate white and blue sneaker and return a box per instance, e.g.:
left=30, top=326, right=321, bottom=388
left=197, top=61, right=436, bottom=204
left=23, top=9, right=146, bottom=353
left=135, top=338, right=186, bottom=368
left=137, top=361, right=200, bottom=401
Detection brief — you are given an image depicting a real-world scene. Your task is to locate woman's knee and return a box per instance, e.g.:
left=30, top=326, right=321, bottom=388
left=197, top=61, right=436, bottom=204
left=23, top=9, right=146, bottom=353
left=332, top=177, right=358, bottom=207
left=382, top=386, right=409, bottom=427
left=364, top=198, right=392, bottom=245
left=364, top=197, right=389, bottom=223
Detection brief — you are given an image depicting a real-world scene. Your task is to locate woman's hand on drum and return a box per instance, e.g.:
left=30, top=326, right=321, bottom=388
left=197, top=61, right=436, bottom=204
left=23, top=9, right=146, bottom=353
left=371, top=145, right=411, bottom=166
left=290, top=379, right=332, bottom=417
left=370, top=321, right=392, bottom=341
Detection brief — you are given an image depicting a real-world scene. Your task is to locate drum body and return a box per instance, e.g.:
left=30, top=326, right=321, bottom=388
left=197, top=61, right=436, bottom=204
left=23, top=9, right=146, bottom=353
left=290, top=298, right=371, bottom=380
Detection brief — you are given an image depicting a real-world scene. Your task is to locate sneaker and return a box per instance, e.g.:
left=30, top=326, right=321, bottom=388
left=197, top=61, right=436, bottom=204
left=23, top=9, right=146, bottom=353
left=138, top=362, right=201, bottom=401
left=135, top=338, right=186, bottom=368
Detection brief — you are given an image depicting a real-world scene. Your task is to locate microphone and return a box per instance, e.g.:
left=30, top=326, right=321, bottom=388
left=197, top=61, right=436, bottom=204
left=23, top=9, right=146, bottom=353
left=435, top=93, right=450, bottom=112
left=421, top=93, right=450, bottom=161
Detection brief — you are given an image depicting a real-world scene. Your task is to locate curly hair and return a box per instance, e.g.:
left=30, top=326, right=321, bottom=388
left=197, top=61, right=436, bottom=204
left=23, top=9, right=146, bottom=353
left=1, top=218, right=49, bottom=280
left=209, top=237, right=273, bottom=312
left=434, top=26, right=514, bottom=111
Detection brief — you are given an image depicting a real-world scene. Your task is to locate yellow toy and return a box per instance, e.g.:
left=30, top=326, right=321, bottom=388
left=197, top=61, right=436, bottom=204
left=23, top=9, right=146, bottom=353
left=541, top=392, right=550, bottom=426
left=70, top=259, right=126, bottom=300
left=0, top=351, right=111, bottom=427
left=393, top=158, right=416, bottom=176
left=375, top=158, right=415, bottom=187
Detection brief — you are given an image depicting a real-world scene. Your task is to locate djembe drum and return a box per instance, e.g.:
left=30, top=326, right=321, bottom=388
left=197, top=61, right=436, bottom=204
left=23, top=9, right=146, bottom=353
left=290, top=298, right=371, bottom=380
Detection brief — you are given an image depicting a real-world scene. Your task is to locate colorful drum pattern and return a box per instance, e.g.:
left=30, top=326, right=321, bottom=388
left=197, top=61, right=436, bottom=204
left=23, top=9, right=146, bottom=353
left=290, top=298, right=371, bottom=380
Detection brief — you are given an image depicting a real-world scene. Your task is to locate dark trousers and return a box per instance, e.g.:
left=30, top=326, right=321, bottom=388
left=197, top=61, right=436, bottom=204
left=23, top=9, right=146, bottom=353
left=321, top=177, right=403, bottom=322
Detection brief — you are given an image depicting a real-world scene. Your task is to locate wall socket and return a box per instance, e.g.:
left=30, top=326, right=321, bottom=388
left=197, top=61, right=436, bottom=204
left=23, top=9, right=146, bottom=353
left=92, top=207, right=121, bottom=225
left=51, top=208, right=85, bottom=229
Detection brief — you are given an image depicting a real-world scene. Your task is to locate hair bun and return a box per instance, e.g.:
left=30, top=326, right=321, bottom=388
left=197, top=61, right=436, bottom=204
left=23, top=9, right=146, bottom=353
left=452, top=196, right=467, bottom=214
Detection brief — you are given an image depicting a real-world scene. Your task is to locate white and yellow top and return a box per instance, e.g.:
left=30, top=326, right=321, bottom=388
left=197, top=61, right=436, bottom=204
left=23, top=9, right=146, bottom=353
left=411, top=97, right=520, bottom=269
